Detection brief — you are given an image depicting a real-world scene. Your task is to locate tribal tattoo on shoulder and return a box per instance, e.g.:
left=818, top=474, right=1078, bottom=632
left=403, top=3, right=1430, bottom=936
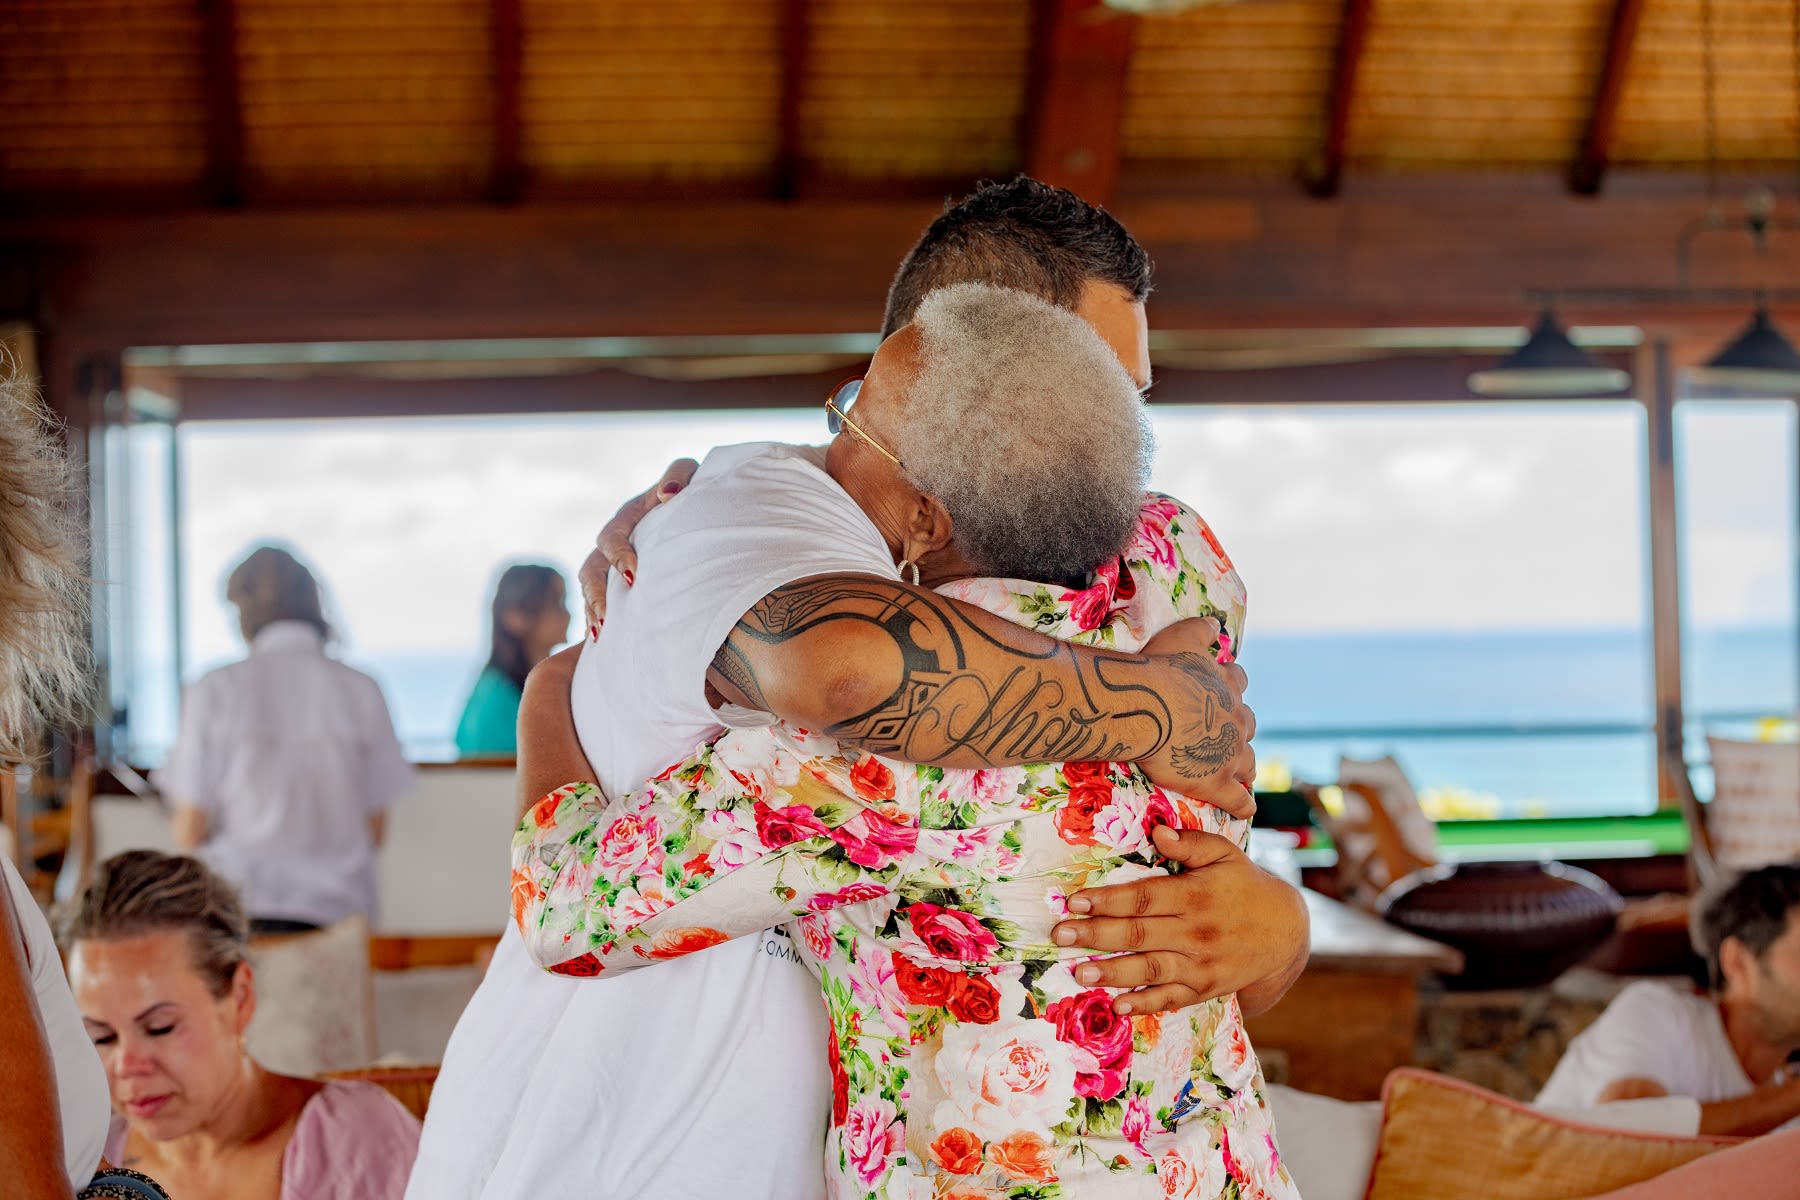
left=713, top=575, right=1243, bottom=782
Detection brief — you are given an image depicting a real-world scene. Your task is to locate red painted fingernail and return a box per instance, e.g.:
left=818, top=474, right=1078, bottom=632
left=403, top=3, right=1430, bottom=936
left=622, top=569, right=635, bottom=585
left=588, top=624, right=599, bottom=641
left=660, top=481, right=683, bottom=495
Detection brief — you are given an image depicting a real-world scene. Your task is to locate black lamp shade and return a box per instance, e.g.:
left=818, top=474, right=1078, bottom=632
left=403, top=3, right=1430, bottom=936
left=1467, top=311, right=1631, bottom=397
left=1688, top=307, right=1800, bottom=394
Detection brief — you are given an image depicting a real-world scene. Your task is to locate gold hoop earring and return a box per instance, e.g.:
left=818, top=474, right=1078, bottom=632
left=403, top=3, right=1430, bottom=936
left=898, top=560, right=921, bottom=586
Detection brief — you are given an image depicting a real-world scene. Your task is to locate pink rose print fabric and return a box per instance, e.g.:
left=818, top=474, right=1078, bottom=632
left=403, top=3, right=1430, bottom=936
left=512, top=494, right=1294, bottom=1199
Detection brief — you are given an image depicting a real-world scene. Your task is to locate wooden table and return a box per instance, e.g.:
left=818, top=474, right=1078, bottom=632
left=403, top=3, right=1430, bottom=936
left=1243, top=889, right=1463, bottom=1101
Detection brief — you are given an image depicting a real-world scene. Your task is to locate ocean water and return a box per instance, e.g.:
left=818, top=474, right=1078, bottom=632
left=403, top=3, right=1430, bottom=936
left=349, top=626, right=1793, bottom=819
left=145, top=626, right=1795, bottom=821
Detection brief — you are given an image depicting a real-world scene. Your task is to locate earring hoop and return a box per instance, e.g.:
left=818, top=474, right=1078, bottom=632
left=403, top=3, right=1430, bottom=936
left=898, top=559, right=921, bottom=586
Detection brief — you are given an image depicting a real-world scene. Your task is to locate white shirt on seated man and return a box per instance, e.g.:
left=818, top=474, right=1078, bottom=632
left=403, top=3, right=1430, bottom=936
left=1536, top=863, right=1800, bottom=1137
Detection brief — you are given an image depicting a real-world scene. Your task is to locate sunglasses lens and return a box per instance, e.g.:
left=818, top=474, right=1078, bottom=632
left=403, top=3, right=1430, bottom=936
left=826, top=379, right=861, bottom=435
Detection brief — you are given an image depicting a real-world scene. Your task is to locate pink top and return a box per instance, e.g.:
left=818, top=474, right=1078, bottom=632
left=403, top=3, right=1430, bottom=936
left=105, top=1080, right=421, bottom=1199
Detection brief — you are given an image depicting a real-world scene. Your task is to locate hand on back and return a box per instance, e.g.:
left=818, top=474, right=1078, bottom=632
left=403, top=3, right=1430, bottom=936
left=577, top=457, right=698, bottom=633
left=1138, top=617, right=1258, bottom=819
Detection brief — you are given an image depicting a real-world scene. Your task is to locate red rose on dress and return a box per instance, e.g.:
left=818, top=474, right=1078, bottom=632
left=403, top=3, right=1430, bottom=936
left=849, top=756, right=897, bottom=802
left=1063, top=581, right=1112, bottom=632
left=830, top=809, right=918, bottom=869
left=1054, top=782, right=1114, bottom=847
left=683, top=852, right=715, bottom=879
left=1113, top=557, right=1137, bottom=600
left=885, top=949, right=957, bottom=1007
left=752, top=800, right=829, bottom=849
left=827, top=1024, right=849, bottom=1125
left=1143, top=789, right=1180, bottom=838
left=548, top=951, right=603, bottom=977
left=1062, top=760, right=1113, bottom=788
left=1046, top=988, right=1133, bottom=1099
left=806, top=881, right=889, bottom=912
left=946, top=974, right=1001, bottom=1024
left=646, top=927, right=729, bottom=959
left=928, top=1127, right=984, bottom=1176
left=891, top=950, right=958, bottom=1007
left=904, top=903, right=999, bottom=962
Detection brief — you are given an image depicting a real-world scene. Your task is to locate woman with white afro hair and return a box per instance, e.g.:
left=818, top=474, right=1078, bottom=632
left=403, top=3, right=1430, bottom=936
left=0, top=355, right=114, bottom=1198
left=891, top=281, right=1153, bottom=585
left=511, top=282, right=1290, bottom=1197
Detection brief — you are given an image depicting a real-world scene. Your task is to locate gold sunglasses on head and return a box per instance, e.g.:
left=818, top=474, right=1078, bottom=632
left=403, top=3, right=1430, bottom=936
left=825, top=377, right=903, bottom=468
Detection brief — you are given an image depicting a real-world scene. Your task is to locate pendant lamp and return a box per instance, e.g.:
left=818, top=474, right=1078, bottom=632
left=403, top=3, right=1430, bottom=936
left=1466, top=309, right=1631, bottom=397
left=1688, top=305, right=1800, bottom=394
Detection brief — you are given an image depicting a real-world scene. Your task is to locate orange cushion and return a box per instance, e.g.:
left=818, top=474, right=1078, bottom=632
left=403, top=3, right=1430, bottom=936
left=1365, top=1069, right=1737, bottom=1200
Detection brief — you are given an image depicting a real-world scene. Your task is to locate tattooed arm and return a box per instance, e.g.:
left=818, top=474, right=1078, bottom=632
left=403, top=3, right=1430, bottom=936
left=709, top=574, right=1256, bottom=817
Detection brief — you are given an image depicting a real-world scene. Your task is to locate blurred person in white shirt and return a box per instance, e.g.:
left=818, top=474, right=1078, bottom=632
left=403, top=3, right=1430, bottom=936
left=1538, top=863, right=1800, bottom=1136
left=158, top=546, right=414, bottom=933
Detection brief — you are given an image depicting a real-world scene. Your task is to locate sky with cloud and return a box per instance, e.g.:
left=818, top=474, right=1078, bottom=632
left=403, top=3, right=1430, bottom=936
left=162, top=399, right=1792, bottom=672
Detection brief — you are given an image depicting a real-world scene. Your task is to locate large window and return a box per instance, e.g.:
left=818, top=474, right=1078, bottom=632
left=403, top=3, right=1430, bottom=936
left=1151, top=403, right=1654, bottom=818
left=119, top=400, right=1659, bottom=818
left=140, top=410, right=823, bottom=762
left=1675, top=401, right=1799, bottom=791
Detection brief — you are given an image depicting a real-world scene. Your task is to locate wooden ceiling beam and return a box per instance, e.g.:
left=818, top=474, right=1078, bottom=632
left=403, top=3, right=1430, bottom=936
left=1571, top=0, right=1649, bottom=196
left=18, top=173, right=1800, bottom=347
left=489, top=0, right=525, bottom=204
left=1304, top=0, right=1376, bottom=199
left=774, top=0, right=811, bottom=200
left=199, top=0, right=245, bottom=208
left=1023, top=0, right=1138, bottom=205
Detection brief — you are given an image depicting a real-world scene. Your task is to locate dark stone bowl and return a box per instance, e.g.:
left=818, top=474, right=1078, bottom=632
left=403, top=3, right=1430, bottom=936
left=1377, top=860, right=1624, bottom=991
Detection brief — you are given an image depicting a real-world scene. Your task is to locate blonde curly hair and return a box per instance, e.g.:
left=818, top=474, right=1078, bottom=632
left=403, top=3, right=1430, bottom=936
left=0, top=354, right=91, bottom=765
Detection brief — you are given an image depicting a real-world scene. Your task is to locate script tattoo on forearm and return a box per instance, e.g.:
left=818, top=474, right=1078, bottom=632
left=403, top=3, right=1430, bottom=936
left=713, top=576, right=1243, bottom=779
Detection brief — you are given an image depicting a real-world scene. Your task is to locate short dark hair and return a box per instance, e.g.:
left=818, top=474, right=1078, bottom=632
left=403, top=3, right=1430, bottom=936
left=1696, top=863, right=1800, bottom=988
left=881, top=177, right=1152, bottom=337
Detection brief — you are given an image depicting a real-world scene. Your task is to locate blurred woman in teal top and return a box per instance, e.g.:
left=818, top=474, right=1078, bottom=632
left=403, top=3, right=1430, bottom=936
left=454, top=564, right=570, bottom=759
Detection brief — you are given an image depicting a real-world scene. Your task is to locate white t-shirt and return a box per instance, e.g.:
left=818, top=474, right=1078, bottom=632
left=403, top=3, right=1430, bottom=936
left=1537, top=980, right=1757, bottom=1110
left=5, top=856, right=109, bottom=1186
left=409, top=442, right=898, bottom=1200
left=155, top=621, right=415, bottom=925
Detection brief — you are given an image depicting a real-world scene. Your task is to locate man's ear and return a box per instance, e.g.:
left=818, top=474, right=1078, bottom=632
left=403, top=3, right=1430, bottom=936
left=1719, top=935, right=1754, bottom=993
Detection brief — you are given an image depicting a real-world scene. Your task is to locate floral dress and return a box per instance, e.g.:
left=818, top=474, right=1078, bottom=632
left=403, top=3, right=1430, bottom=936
left=512, top=494, right=1298, bottom=1200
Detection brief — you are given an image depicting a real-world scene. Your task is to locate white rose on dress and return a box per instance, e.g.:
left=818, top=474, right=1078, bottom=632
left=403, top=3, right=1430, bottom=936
left=699, top=807, right=763, bottom=872
left=933, top=1019, right=1078, bottom=1141
left=1209, top=1020, right=1257, bottom=1094
left=1093, top=788, right=1151, bottom=854
left=1158, top=1142, right=1228, bottom=1200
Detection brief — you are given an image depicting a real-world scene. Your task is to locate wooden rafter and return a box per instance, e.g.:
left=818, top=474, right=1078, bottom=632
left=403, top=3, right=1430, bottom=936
left=1023, top=0, right=1138, bottom=205
left=199, top=0, right=245, bottom=208
left=1304, top=0, right=1376, bottom=199
left=774, top=0, right=811, bottom=200
left=1571, top=0, right=1649, bottom=196
left=489, top=0, right=525, bottom=204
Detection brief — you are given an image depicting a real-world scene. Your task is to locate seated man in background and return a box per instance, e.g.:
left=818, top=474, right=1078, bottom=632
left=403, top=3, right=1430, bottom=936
left=1537, top=863, right=1800, bottom=1135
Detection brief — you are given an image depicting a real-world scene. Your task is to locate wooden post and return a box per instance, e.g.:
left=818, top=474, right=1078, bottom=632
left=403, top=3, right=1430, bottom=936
left=1641, top=339, right=1687, bottom=810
